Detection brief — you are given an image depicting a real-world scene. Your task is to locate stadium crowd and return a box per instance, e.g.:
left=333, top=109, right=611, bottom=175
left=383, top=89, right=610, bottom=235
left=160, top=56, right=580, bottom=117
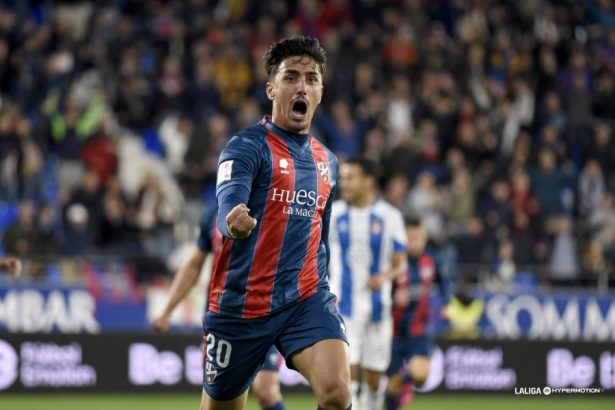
left=0, top=0, right=614, bottom=287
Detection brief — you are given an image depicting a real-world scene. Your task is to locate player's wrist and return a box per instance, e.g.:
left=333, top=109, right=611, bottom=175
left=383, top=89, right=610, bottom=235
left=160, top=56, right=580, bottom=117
left=226, top=221, right=244, bottom=240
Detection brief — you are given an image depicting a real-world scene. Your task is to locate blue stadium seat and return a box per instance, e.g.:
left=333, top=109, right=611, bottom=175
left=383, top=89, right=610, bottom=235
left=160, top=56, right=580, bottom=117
left=514, top=272, right=538, bottom=291
left=0, top=202, right=19, bottom=231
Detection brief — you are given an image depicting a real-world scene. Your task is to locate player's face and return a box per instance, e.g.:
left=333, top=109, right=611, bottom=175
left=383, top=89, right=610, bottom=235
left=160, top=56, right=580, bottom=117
left=406, top=226, right=427, bottom=257
left=340, top=163, right=370, bottom=205
left=267, top=55, right=323, bottom=134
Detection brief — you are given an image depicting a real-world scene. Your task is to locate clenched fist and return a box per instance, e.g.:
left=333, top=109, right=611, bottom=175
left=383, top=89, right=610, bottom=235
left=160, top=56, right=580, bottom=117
left=151, top=314, right=171, bottom=333
left=226, top=204, right=257, bottom=239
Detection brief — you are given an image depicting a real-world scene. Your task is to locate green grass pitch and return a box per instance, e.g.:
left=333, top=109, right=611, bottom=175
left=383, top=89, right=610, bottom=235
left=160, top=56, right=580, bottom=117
left=1, top=393, right=613, bottom=410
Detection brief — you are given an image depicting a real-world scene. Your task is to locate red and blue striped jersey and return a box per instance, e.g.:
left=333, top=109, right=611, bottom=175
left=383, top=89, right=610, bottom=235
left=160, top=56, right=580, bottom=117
left=392, top=251, right=450, bottom=337
left=208, top=116, right=338, bottom=319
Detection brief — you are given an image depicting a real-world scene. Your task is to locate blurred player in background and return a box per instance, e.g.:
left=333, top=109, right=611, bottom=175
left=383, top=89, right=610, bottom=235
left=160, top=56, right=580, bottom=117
left=385, top=218, right=451, bottom=410
left=329, top=157, right=407, bottom=410
left=151, top=206, right=285, bottom=410
left=0, top=256, right=22, bottom=276
left=202, top=36, right=350, bottom=410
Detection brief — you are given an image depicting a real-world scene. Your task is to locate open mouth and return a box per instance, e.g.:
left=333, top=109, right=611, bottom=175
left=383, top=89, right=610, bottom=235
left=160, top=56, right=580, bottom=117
left=291, top=100, right=308, bottom=117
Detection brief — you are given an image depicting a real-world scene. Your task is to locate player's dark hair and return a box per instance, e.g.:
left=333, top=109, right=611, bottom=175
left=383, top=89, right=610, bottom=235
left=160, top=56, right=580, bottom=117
left=404, top=216, right=422, bottom=228
left=263, top=35, right=326, bottom=80
left=345, top=156, right=379, bottom=179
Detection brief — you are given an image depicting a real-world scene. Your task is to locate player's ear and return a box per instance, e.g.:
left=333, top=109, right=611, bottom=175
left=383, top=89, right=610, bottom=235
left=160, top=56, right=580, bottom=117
left=266, top=82, right=274, bottom=100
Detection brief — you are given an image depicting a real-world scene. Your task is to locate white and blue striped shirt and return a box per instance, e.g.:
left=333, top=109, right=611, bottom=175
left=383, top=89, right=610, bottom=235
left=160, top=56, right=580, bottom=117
left=328, top=199, right=406, bottom=322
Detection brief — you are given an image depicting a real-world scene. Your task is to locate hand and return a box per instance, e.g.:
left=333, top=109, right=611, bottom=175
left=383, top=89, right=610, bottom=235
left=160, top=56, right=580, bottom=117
left=0, top=257, right=22, bottom=277
left=365, top=274, right=386, bottom=291
left=226, top=204, right=257, bottom=239
left=151, top=314, right=171, bottom=333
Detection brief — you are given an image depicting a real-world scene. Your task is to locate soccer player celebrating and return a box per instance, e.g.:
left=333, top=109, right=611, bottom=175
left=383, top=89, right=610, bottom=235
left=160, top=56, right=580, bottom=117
left=0, top=256, right=22, bottom=277
left=385, top=218, right=451, bottom=410
left=328, top=157, right=407, bottom=410
left=202, top=36, right=351, bottom=410
left=151, top=206, right=285, bottom=410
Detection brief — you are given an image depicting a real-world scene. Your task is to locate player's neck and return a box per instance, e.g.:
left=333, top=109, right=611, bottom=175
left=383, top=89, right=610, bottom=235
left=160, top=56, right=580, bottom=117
left=351, top=193, right=375, bottom=208
left=269, top=114, right=310, bottom=136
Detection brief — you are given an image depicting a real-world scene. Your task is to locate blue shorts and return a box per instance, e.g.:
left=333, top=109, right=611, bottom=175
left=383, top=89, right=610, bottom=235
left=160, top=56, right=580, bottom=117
left=202, top=288, right=347, bottom=401
left=386, top=334, right=433, bottom=376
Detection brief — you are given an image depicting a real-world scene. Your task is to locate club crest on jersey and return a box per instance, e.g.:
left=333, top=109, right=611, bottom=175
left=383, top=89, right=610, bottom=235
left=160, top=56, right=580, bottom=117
left=279, top=158, right=290, bottom=174
left=205, top=362, right=218, bottom=384
left=371, top=219, right=382, bottom=235
left=318, top=162, right=329, bottom=184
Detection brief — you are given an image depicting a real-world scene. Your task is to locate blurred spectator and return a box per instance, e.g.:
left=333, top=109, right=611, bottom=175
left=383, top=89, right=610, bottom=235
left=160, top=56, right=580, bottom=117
left=35, top=203, right=60, bottom=256
left=592, top=71, right=615, bottom=119
left=478, top=179, right=512, bottom=238
left=57, top=167, right=103, bottom=256
left=182, top=113, right=230, bottom=197
left=588, top=194, right=615, bottom=249
left=584, top=123, right=615, bottom=185
left=548, top=216, right=580, bottom=285
left=130, top=172, right=178, bottom=257
left=578, top=159, right=606, bottom=218
left=509, top=169, right=539, bottom=264
left=453, top=216, right=490, bottom=268
left=446, top=166, right=475, bottom=228
left=62, top=202, right=91, bottom=255
left=386, top=75, right=414, bottom=147
left=582, top=241, right=612, bottom=291
left=535, top=91, right=567, bottom=136
left=2, top=200, right=38, bottom=257
left=316, top=100, right=367, bottom=160
left=493, top=240, right=516, bottom=285
left=405, top=171, right=445, bottom=242
left=531, top=148, right=569, bottom=218
left=80, top=124, right=118, bottom=185
left=159, top=115, right=194, bottom=176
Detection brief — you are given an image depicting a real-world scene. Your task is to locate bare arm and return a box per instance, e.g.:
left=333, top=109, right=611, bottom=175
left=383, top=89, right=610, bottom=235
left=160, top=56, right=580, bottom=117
left=151, top=247, right=208, bottom=333
left=365, top=251, right=407, bottom=291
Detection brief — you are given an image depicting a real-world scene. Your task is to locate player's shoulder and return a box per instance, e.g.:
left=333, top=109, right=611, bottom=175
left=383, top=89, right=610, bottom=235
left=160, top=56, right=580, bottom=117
left=331, top=199, right=348, bottom=216
left=225, top=123, right=268, bottom=150
left=310, top=136, right=338, bottom=166
left=374, top=199, right=403, bottom=217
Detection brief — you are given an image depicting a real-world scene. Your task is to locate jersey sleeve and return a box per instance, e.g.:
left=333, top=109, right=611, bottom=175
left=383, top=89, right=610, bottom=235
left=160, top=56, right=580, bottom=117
left=390, top=209, right=407, bottom=253
left=215, top=134, right=262, bottom=196
left=196, top=206, right=217, bottom=252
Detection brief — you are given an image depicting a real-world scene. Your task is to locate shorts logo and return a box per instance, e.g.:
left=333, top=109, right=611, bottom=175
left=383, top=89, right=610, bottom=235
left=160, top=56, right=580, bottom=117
left=205, top=362, right=218, bottom=384
left=318, top=162, right=329, bottom=184
left=279, top=158, right=290, bottom=174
